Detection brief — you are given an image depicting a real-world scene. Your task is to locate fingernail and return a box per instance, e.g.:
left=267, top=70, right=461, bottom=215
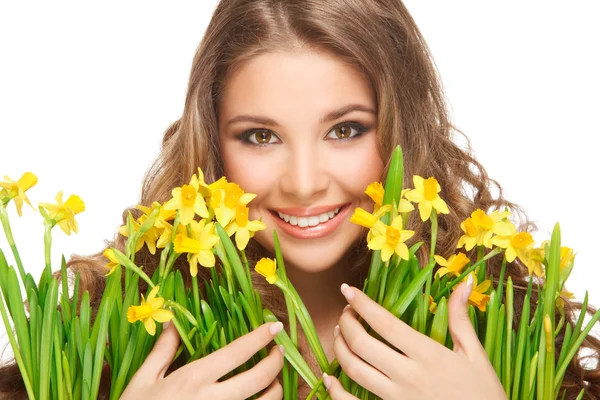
left=163, top=321, right=171, bottom=329
left=270, top=321, right=283, bottom=335
left=278, top=345, right=285, bottom=355
left=323, top=372, right=332, bottom=390
left=463, top=274, right=474, bottom=304
left=333, top=325, right=340, bottom=338
left=340, top=283, right=354, bottom=300
left=343, top=304, right=351, bottom=312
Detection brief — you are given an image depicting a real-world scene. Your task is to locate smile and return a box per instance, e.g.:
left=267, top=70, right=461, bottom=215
left=268, top=203, right=352, bottom=239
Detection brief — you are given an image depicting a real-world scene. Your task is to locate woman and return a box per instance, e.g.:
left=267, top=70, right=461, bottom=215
left=1, top=0, right=599, bottom=398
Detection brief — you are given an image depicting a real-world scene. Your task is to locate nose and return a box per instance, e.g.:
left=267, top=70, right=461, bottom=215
left=278, top=144, right=329, bottom=203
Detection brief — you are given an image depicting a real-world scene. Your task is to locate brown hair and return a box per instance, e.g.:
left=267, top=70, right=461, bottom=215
left=2, top=0, right=598, bottom=398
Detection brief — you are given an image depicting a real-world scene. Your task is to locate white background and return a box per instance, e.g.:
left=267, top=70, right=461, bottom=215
left=1, top=2, right=599, bottom=360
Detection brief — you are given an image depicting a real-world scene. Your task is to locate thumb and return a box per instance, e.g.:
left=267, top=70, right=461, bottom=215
left=322, top=373, right=359, bottom=400
left=135, top=321, right=180, bottom=381
left=447, top=274, right=481, bottom=359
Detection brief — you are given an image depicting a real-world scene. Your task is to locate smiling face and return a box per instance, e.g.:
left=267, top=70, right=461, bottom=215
left=218, top=50, right=384, bottom=273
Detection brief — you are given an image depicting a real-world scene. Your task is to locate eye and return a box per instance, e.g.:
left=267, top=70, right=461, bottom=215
left=325, top=122, right=368, bottom=141
left=239, top=129, right=280, bottom=146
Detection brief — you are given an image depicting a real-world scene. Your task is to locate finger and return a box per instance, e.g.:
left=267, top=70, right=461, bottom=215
left=256, top=379, right=283, bottom=400
left=134, top=322, right=180, bottom=381
left=323, top=373, right=359, bottom=400
left=193, top=321, right=283, bottom=382
left=338, top=308, right=411, bottom=379
left=333, top=328, right=393, bottom=397
left=216, top=345, right=284, bottom=399
left=340, top=283, right=436, bottom=361
left=448, top=276, right=485, bottom=360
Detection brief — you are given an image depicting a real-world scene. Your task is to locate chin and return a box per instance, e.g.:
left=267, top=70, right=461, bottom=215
left=251, top=222, right=364, bottom=275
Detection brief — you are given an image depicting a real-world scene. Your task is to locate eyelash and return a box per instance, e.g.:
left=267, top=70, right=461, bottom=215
left=236, top=121, right=369, bottom=148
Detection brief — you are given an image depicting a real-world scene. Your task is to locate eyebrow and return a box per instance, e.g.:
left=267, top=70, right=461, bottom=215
left=226, top=104, right=377, bottom=127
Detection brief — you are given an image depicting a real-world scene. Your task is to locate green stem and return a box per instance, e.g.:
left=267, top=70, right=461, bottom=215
left=275, top=280, right=329, bottom=372
left=429, top=210, right=438, bottom=263
left=0, top=287, right=36, bottom=399
left=0, top=205, right=27, bottom=283
left=44, top=221, right=52, bottom=270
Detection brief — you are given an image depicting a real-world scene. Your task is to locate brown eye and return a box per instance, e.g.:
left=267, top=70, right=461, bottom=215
left=254, top=130, right=273, bottom=144
left=334, top=126, right=352, bottom=139
left=326, top=123, right=366, bottom=141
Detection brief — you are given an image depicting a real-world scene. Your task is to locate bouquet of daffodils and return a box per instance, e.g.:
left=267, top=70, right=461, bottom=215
left=1, top=146, right=599, bottom=400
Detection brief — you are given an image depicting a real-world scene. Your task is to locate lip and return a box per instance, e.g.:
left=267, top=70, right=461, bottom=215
left=269, top=203, right=352, bottom=239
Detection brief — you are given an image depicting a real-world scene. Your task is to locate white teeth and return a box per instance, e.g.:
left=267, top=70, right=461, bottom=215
left=297, top=217, right=309, bottom=227
left=308, top=216, right=320, bottom=226
left=275, top=206, right=344, bottom=228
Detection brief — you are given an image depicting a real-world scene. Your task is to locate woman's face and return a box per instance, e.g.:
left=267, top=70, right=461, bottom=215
left=218, top=50, right=384, bottom=273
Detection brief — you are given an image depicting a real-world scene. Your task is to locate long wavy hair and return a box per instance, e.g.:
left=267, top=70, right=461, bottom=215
left=2, top=0, right=598, bottom=398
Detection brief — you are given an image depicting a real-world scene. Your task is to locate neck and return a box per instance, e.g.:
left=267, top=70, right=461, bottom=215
left=285, top=256, right=360, bottom=334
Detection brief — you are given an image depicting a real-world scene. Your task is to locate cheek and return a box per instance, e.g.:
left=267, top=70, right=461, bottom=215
left=222, top=148, right=277, bottom=201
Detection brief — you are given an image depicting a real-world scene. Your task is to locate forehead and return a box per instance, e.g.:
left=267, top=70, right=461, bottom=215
left=218, top=50, right=375, bottom=123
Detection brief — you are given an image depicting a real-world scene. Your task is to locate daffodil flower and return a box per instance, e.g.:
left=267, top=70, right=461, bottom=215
left=127, top=285, right=174, bottom=336
left=155, top=218, right=187, bottom=249
left=209, top=179, right=256, bottom=227
left=456, top=209, right=512, bottom=251
left=0, top=172, right=38, bottom=216
left=103, top=248, right=120, bottom=276
left=523, top=246, right=545, bottom=277
left=366, top=215, right=414, bottom=262
left=365, top=182, right=384, bottom=210
left=164, top=170, right=210, bottom=225
left=434, top=252, right=469, bottom=278
left=492, top=229, right=534, bottom=263
left=38, top=191, right=85, bottom=236
left=255, top=257, right=278, bottom=284
left=224, top=203, right=266, bottom=250
left=119, top=213, right=159, bottom=255
left=462, top=273, right=492, bottom=312
left=173, top=220, right=220, bottom=276
left=404, top=176, right=449, bottom=221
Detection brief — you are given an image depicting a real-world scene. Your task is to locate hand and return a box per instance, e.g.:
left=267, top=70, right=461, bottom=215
left=120, top=321, right=285, bottom=399
left=323, top=280, right=507, bottom=400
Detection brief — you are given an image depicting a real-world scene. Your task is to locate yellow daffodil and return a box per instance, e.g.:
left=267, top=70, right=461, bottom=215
left=118, top=212, right=159, bottom=255
left=556, top=289, right=575, bottom=311
left=365, top=182, right=384, bottom=208
left=404, top=176, right=449, bottom=221
left=38, top=191, right=85, bottom=235
left=398, top=189, right=415, bottom=213
left=0, top=172, right=38, bottom=216
left=367, top=215, right=415, bottom=262
left=523, top=246, right=545, bottom=277
left=463, top=273, right=492, bottom=312
left=428, top=295, right=438, bottom=314
left=103, top=248, right=120, bottom=276
left=155, top=218, right=187, bottom=249
left=164, top=169, right=210, bottom=226
left=457, top=209, right=512, bottom=251
left=173, top=220, right=220, bottom=276
left=493, top=229, right=534, bottom=263
left=457, top=217, right=479, bottom=251
left=559, top=246, right=576, bottom=271
left=127, top=285, right=173, bottom=336
left=209, top=178, right=256, bottom=227
left=224, top=203, right=266, bottom=250
left=255, top=258, right=278, bottom=284
left=136, top=201, right=177, bottom=227
left=350, top=205, right=392, bottom=229
left=434, top=252, right=469, bottom=278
